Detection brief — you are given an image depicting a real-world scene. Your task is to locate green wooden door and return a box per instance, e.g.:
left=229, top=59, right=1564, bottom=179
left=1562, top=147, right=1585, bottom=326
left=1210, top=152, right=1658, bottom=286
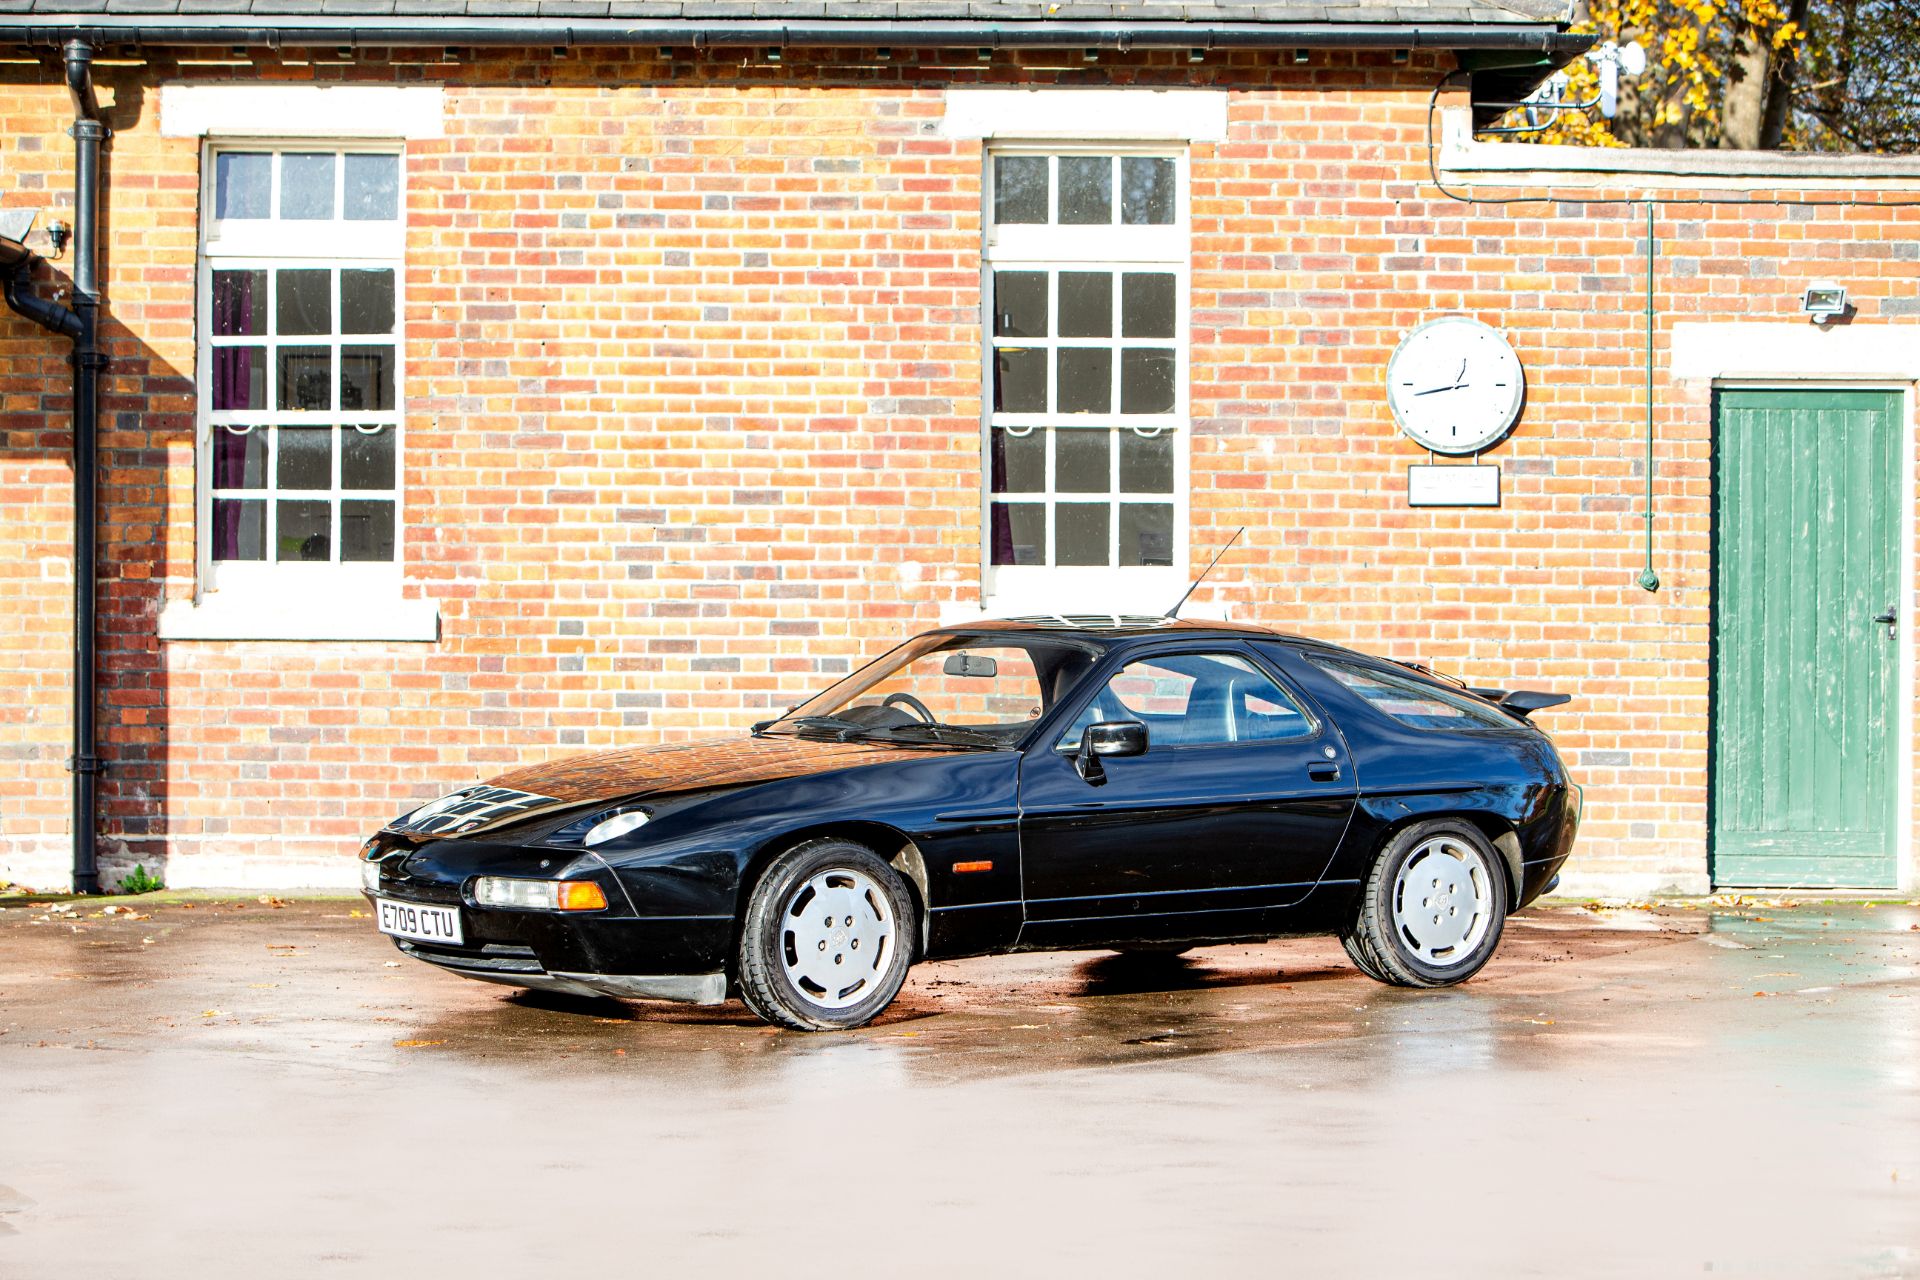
left=1712, top=389, right=1900, bottom=888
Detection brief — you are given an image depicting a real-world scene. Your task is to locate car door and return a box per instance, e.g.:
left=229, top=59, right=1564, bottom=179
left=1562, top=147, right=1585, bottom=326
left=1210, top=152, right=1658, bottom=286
left=1015, top=644, right=1357, bottom=949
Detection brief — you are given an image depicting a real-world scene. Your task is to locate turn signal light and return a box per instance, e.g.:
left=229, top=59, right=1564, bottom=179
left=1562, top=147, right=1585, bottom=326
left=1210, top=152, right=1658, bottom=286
left=473, top=877, right=609, bottom=912
left=555, top=881, right=608, bottom=912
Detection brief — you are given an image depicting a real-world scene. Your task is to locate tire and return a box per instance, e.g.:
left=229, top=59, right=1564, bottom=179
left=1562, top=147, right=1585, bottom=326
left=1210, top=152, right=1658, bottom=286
left=737, top=837, right=917, bottom=1031
left=1340, top=820, right=1509, bottom=988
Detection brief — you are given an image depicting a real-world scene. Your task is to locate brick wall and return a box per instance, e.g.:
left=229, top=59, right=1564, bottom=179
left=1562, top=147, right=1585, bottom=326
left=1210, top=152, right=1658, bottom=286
left=1, top=46, right=1915, bottom=894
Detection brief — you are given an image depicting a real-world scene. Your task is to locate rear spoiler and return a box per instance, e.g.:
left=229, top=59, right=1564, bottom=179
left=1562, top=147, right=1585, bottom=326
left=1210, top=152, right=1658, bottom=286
left=1467, top=688, right=1573, bottom=720
left=1393, top=660, right=1572, bottom=721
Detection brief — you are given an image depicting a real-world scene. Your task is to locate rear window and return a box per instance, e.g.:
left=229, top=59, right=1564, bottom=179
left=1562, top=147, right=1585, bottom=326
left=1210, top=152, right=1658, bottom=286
left=1309, top=657, right=1517, bottom=732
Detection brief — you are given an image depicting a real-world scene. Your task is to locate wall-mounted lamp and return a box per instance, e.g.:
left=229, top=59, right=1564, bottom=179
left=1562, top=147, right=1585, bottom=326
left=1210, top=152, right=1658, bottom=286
left=1291, top=49, right=1311, bottom=65
left=1803, top=281, right=1851, bottom=325
left=45, top=219, right=70, bottom=258
left=1187, top=48, right=1206, bottom=64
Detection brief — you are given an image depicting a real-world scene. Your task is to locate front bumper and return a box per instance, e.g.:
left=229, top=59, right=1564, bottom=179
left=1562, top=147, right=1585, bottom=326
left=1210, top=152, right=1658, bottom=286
left=394, top=936, right=728, bottom=1005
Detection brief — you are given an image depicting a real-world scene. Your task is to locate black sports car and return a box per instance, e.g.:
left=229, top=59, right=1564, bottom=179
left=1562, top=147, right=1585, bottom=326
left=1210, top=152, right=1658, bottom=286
left=361, top=617, right=1578, bottom=1030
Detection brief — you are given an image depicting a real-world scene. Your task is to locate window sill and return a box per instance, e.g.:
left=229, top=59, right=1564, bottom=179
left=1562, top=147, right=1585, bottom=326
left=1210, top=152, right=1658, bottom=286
left=158, top=593, right=439, bottom=642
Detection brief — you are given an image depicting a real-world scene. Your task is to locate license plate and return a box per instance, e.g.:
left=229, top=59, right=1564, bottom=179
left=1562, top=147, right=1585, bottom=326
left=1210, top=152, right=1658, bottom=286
left=375, top=898, right=464, bottom=946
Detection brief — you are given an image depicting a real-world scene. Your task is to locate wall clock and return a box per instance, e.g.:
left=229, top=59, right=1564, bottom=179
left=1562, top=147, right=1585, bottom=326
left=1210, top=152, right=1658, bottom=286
left=1385, top=316, right=1526, bottom=456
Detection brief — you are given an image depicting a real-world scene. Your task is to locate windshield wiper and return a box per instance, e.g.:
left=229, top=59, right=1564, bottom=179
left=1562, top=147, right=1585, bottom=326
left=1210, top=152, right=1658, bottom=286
left=763, top=715, right=870, bottom=740
left=854, top=723, right=1005, bottom=749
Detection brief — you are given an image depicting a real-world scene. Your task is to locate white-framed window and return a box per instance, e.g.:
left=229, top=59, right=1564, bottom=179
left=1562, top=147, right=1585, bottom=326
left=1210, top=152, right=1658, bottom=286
left=981, top=146, right=1189, bottom=614
left=195, top=142, right=405, bottom=600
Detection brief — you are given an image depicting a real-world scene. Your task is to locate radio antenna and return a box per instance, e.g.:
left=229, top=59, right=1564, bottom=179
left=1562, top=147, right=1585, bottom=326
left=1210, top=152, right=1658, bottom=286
left=1165, top=527, right=1244, bottom=620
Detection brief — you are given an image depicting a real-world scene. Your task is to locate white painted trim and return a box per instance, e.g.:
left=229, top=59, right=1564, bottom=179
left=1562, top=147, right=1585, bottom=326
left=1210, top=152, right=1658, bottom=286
left=158, top=592, right=439, bottom=642
left=941, top=89, right=1228, bottom=142
left=161, top=84, right=445, bottom=140
left=1708, top=378, right=1915, bottom=893
left=1439, top=107, right=1920, bottom=188
left=1673, top=322, right=1920, bottom=382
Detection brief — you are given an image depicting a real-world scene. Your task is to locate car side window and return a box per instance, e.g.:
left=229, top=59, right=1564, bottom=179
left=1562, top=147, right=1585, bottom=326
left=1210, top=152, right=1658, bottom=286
left=1059, top=652, right=1314, bottom=750
left=1308, top=657, right=1515, bottom=731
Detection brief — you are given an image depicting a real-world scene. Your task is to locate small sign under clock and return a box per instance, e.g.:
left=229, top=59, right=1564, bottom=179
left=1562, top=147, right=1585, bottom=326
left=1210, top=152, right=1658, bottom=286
left=1386, top=316, right=1526, bottom=456
left=1408, top=463, right=1500, bottom=507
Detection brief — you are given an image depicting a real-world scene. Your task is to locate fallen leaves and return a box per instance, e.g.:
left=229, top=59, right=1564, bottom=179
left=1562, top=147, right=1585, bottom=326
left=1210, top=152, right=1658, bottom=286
left=258, top=895, right=288, bottom=909
left=392, top=1039, right=443, bottom=1049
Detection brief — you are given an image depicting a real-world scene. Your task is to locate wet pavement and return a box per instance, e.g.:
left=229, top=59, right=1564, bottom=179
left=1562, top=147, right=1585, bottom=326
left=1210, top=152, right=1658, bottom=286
left=0, top=894, right=1916, bottom=1278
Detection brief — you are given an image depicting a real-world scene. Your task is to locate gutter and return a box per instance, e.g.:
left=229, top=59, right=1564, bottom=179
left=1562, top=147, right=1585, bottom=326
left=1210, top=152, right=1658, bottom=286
left=0, top=39, right=106, bottom=895
left=0, top=18, right=1593, bottom=60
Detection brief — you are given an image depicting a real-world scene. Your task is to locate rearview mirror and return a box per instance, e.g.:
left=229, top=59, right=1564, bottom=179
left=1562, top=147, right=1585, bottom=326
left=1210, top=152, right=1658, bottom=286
left=1074, top=720, right=1148, bottom=784
left=943, top=653, right=998, bottom=679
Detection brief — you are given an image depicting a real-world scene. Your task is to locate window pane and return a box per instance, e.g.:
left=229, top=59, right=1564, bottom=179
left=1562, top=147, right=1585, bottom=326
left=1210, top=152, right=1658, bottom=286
left=1055, top=428, right=1109, bottom=494
left=1057, top=272, right=1112, bottom=339
left=343, top=153, right=399, bottom=221
left=276, top=499, right=331, bottom=562
left=992, top=271, right=1047, bottom=339
left=1121, top=349, right=1176, bottom=415
left=214, top=153, right=270, bottom=220
left=278, top=347, right=332, bottom=411
left=280, top=153, right=336, bottom=220
left=993, top=156, right=1048, bottom=225
left=276, top=425, right=333, bottom=490
left=341, top=269, right=396, bottom=335
left=1119, top=429, right=1175, bottom=493
left=211, top=497, right=265, bottom=560
left=276, top=268, right=332, bottom=337
left=1058, top=156, right=1112, bottom=225
left=1121, top=156, right=1176, bottom=225
left=341, top=499, right=396, bottom=561
left=212, top=347, right=266, bottom=411
left=1055, top=502, right=1110, bottom=566
left=989, top=502, right=1045, bottom=566
left=212, top=426, right=266, bottom=489
left=989, top=427, right=1044, bottom=494
left=1056, top=349, right=1111, bottom=414
left=1121, top=272, right=1177, bottom=338
left=212, top=270, right=266, bottom=336
left=994, top=347, right=1046, bottom=414
left=342, top=425, right=396, bottom=491
left=340, top=345, right=395, bottom=412
left=1119, top=503, right=1175, bottom=567
left=1309, top=658, right=1517, bottom=731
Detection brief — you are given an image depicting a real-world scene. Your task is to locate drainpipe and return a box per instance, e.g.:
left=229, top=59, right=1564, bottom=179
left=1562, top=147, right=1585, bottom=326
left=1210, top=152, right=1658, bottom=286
left=66, top=38, right=107, bottom=893
left=1, top=40, right=106, bottom=893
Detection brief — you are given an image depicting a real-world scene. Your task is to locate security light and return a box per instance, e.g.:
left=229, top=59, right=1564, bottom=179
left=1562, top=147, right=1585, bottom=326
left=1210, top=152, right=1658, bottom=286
left=1291, top=49, right=1311, bottom=65
left=0, top=208, right=35, bottom=245
left=1803, top=282, right=1850, bottom=323
left=1188, top=48, right=1206, bottom=63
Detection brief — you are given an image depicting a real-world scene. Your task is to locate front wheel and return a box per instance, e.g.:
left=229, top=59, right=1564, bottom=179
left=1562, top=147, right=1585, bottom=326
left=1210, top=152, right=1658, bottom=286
left=1341, top=820, right=1508, bottom=988
left=737, top=838, right=916, bottom=1031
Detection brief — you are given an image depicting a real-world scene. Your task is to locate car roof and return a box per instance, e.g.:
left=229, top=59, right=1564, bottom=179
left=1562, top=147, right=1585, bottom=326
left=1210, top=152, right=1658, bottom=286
left=931, top=614, right=1339, bottom=651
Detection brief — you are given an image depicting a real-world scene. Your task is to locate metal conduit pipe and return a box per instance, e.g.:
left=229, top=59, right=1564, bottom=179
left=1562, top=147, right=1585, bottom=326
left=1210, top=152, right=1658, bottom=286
left=0, top=19, right=1592, bottom=57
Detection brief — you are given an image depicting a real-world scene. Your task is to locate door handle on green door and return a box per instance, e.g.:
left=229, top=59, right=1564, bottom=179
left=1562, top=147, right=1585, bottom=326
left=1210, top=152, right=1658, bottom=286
left=1873, top=604, right=1897, bottom=639
left=1307, top=762, right=1341, bottom=782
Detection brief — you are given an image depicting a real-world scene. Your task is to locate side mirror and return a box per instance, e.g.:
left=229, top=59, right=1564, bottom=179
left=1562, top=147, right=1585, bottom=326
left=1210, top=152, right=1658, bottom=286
left=943, top=652, right=998, bottom=678
left=1074, top=720, right=1148, bottom=784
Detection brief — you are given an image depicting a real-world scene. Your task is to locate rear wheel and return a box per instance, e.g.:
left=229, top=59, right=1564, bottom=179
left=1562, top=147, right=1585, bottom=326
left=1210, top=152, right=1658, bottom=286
left=1341, top=820, right=1508, bottom=988
left=737, top=838, right=916, bottom=1031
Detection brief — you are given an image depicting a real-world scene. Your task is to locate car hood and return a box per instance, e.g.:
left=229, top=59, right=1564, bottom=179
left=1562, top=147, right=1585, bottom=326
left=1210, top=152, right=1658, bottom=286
left=386, top=735, right=935, bottom=839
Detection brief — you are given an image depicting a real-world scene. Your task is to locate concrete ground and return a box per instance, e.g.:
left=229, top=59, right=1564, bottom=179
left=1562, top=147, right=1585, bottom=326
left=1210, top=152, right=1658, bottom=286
left=0, top=893, right=1915, bottom=1279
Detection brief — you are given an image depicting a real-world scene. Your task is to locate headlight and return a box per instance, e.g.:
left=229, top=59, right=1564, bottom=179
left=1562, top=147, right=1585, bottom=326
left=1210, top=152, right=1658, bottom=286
left=394, top=789, right=473, bottom=827
left=472, top=877, right=608, bottom=912
left=582, top=810, right=650, bottom=848
left=360, top=858, right=382, bottom=894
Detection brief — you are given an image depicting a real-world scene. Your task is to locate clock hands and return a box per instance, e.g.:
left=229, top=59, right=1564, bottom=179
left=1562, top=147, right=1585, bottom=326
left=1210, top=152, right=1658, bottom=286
left=1413, top=358, right=1469, bottom=396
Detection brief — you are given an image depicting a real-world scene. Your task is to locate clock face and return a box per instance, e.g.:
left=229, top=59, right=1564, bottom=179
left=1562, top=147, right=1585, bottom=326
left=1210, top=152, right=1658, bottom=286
left=1385, top=317, right=1525, bottom=455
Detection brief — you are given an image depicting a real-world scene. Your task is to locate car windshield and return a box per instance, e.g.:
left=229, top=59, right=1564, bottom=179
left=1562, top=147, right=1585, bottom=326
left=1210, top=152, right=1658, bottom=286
left=760, top=633, right=1099, bottom=749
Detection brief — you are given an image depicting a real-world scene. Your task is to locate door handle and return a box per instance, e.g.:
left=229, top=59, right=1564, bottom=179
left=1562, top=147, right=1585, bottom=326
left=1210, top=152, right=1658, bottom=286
left=1307, top=762, right=1341, bottom=782
left=1873, top=603, right=1897, bottom=639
